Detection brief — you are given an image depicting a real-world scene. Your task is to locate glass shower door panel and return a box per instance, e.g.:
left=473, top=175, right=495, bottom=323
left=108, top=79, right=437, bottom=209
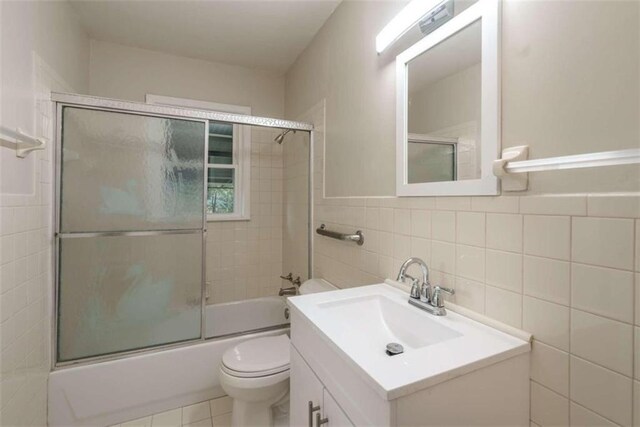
left=60, top=107, right=205, bottom=232
left=57, top=233, right=203, bottom=362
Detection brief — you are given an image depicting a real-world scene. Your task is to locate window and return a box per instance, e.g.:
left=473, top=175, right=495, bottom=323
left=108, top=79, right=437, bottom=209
left=146, top=95, right=251, bottom=221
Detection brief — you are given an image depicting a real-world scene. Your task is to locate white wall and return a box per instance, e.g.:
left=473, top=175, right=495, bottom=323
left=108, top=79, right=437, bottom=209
left=287, top=2, right=640, bottom=426
left=285, top=0, right=640, bottom=196
left=0, top=1, right=90, bottom=426
left=285, top=1, right=407, bottom=197
left=89, top=40, right=285, bottom=118
left=1, top=0, right=89, bottom=195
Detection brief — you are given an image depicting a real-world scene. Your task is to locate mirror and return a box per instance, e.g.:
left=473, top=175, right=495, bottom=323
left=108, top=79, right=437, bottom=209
left=396, top=0, right=500, bottom=196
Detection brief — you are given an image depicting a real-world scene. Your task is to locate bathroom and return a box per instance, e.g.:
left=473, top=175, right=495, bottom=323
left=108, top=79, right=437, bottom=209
left=0, top=0, right=639, bottom=426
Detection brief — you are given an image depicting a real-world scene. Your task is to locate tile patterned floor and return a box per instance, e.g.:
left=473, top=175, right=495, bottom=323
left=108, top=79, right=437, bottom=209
left=110, top=396, right=233, bottom=427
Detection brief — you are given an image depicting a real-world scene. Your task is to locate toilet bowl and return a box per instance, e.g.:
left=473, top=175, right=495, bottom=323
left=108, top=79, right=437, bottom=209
left=219, top=278, right=336, bottom=427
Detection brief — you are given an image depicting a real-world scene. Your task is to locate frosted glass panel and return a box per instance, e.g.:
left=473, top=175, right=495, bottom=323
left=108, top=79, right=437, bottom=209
left=60, top=107, right=205, bottom=232
left=57, top=233, right=202, bottom=362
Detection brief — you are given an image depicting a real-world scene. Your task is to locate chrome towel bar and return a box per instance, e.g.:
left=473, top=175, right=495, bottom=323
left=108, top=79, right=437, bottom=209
left=316, top=224, right=364, bottom=246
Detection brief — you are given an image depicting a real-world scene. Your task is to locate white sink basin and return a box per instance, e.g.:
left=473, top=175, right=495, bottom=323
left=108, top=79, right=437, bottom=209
left=317, top=294, right=462, bottom=351
left=288, top=282, right=530, bottom=400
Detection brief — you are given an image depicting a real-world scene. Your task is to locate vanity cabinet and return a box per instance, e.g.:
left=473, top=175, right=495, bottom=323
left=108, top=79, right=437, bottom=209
left=289, top=301, right=530, bottom=427
left=290, top=346, right=353, bottom=427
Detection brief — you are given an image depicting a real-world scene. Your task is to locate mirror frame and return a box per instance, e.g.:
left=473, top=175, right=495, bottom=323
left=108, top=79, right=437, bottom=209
left=395, top=0, right=501, bottom=197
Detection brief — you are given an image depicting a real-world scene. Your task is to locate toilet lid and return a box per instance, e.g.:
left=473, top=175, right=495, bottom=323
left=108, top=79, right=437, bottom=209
left=222, top=334, right=290, bottom=377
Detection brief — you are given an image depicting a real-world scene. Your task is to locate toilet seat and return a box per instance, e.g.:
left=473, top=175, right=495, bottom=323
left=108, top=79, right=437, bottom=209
left=221, top=334, right=290, bottom=379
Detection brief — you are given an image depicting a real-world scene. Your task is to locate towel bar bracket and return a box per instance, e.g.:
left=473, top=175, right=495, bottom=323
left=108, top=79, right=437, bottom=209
left=0, top=127, right=47, bottom=158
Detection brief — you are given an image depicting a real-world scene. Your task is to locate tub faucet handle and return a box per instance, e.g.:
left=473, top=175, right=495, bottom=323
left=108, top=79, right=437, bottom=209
left=280, top=273, right=293, bottom=281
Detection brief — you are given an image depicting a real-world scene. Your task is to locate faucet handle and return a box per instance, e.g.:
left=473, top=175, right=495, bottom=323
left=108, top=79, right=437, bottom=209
left=419, top=281, right=431, bottom=303
left=431, top=286, right=455, bottom=308
left=280, top=273, right=293, bottom=281
left=404, top=274, right=421, bottom=299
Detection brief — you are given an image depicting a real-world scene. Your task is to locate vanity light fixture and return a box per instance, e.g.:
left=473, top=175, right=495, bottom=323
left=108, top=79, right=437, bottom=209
left=375, top=0, right=445, bottom=53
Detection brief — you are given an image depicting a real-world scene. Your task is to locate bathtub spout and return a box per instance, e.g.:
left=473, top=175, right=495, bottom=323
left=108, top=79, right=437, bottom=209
left=278, top=286, right=297, bottom=296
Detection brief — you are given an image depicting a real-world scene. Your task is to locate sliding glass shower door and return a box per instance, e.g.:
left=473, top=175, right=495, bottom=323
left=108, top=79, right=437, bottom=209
left=56, top=106, right=206, bottom=363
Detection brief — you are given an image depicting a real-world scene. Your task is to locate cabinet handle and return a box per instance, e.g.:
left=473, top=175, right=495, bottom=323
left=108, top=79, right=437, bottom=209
left=316, top=412, right=329, bottom=426
left=308, top=401, right=320, bottom=427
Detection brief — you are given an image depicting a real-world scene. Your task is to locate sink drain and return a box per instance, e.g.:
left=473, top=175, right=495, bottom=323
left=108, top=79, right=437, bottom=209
left=386, top=342, right=404, bottom=356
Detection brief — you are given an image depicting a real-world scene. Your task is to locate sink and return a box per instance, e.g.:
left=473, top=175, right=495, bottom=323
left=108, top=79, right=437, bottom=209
left=317, top=294, right=462, bottom=351
left=288, top=281, right=531, bottom=400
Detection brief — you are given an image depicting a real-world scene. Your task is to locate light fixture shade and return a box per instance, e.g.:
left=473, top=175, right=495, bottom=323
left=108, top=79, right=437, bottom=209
left=375, top=0, right=443, bottom=53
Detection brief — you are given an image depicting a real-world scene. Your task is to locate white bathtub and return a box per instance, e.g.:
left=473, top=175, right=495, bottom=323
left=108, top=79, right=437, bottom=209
left=49, top=298, right=290, bottom=427
left=206, top=296, right=289, bottom=338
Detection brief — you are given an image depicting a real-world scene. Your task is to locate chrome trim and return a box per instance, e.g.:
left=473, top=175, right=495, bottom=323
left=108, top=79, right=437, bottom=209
left=205, top=323, right=290, bottom=341
left=57, top=229, right=203, bottom=238
left=53, top=324, right=290, bottom=370
left=51, top=92, right=314, bottom=131
left=201, top=119, right=209, bottom=344
left=316, top=224, right=364, bottom=246
left=308, top=130, right=314, bottom=279
left=54, top=337, right=203, bottom=369
left=408, top=297, right=447, bottom=316
left=51, top=102, right=63, bottom=370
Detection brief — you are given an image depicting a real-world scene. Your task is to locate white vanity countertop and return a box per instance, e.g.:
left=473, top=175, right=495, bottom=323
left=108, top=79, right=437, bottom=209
left=288, top=283, right=531, bottom=400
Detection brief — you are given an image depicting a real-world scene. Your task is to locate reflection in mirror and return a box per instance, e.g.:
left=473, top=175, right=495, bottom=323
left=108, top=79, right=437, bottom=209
left=407, top=19, right=481, bottom=183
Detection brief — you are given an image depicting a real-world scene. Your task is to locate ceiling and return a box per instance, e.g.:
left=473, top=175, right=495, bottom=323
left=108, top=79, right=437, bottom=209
left=70, top=0, right=341, bottom=74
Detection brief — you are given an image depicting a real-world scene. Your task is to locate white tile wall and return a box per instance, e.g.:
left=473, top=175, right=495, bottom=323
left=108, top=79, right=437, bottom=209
left=308, top=102, right=640, bottom=426
left=0, top=78, right=54, bottom=426
left=206, top=127, right=285, bottom=304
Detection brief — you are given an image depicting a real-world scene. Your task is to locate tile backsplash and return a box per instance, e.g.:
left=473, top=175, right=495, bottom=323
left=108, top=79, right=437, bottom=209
left=306, top=101, right=640, bottom=426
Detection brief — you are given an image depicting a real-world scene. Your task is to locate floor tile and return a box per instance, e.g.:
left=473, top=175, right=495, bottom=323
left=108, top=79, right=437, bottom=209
left=184, top=418, right=213, bottom=427
left=212, top=413, right=231, bottom=427
left=121, top=416, right=152, bottom=427
left=151, top=408, right=182, bottom=427
left=209, top=396, right=233, bottom=417
left=182, top=401, right=211, bottom=424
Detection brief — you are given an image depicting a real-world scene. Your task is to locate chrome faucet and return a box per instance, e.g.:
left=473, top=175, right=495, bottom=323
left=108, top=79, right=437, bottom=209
left=279, top=273, right=302, bottom=296
left=396, top=257, right=455, bottom=316
left=397, top=257, right=431, bottom=302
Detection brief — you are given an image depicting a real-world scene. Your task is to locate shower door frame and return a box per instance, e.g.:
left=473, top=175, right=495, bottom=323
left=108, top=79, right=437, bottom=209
left=51, top=92, right=315, bottom=369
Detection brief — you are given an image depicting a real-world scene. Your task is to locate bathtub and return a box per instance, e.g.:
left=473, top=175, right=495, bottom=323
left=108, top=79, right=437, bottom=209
left=206, top=296, right=289, bottom=338
left=49, top=297, right=290, bottom=427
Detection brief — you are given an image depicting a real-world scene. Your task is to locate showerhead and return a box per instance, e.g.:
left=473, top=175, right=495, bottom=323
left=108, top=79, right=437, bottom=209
left=274, top=129, right=296, bottom=144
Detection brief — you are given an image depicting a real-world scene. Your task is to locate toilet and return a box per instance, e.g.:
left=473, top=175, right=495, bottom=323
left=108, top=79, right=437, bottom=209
left=219, top=278, right=337, bottom=426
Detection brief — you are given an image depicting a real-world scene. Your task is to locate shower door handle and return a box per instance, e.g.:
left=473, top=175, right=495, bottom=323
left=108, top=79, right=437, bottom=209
left=308, top=401, right=320, bottom=427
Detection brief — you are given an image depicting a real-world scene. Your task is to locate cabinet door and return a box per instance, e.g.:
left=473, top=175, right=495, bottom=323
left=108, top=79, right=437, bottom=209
left=322, top=389, right=354, bottom=427
left=290, top=345, right=324, bottom=427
